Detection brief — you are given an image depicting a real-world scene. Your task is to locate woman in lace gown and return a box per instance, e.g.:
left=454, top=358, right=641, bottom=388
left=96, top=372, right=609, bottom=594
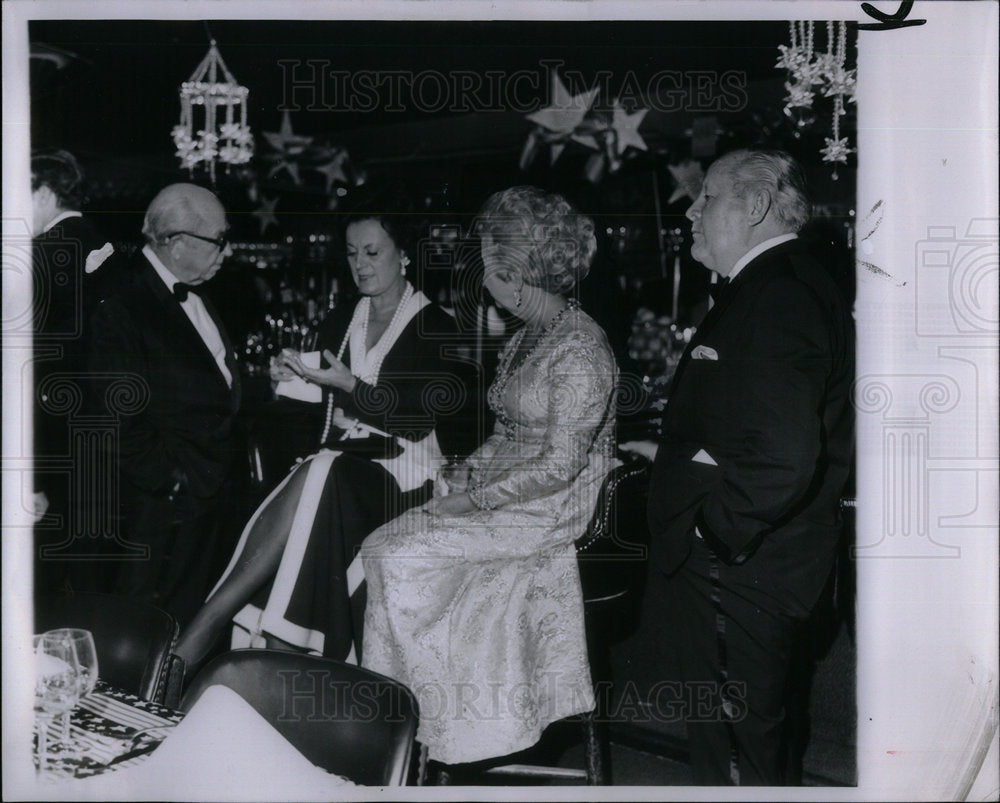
left=361, top=187, right=619, bottom=765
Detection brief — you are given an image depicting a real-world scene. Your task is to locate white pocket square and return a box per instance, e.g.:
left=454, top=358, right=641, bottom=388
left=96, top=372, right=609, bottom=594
left=692, top=449, right=718, bottom=466
left=691, top=345, right=719, bottom=361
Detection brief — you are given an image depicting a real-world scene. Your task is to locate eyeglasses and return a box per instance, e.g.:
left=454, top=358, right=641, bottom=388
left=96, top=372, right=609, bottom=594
left=166, top=230, right=230, bottom=250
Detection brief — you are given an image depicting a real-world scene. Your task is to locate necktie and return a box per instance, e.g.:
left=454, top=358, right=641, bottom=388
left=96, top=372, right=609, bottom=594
left=173, top=282, right=200, bottom=302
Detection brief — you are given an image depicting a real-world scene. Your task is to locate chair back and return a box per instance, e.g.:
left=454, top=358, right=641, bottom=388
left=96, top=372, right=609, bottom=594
left=180, top=650, right=418, bottom=786
left=575, top=458, right=652, bottom=606
left=34, top=592, right=179, bottom=703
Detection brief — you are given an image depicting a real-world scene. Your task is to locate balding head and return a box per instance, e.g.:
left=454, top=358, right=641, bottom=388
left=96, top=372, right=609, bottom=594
left=144, top=183, right=231, bottom=284
left=143, top=184, right=226, bottom=244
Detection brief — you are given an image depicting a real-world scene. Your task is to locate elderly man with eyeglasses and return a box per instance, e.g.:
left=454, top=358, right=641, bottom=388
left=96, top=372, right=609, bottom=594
left=86, top=183, right=244, bottom=626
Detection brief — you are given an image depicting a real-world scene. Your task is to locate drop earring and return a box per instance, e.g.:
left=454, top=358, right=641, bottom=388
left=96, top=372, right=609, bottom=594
left=513, top=288, right=522, bottom=308
left=400, top=253, right=411, bottom=276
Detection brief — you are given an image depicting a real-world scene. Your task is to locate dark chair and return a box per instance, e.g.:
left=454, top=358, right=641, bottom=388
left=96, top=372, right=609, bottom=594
left=180, top=649, right=419, bottom=786
left=426, top=456, right=653, bottom=785
left=34, top=592, right=183, bottom=707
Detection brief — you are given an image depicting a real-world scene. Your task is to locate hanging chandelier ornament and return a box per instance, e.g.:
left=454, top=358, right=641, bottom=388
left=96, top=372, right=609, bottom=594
left=776, top=20, right=856, bottom=175
left=172, top=40, right=253, bottom=183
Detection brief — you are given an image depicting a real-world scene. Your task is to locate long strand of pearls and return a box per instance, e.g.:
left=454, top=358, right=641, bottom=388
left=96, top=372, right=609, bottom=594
left=320, top=283, right=415, bottom=444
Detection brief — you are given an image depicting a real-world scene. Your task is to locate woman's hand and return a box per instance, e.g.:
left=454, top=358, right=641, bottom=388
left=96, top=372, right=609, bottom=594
left=281, top=348, right=358, bottom=393
left=424, top=492, right=477, bottom=516
left=269, top=355, right=296, bottom=384
left=619, top=440, right=659, bottom=462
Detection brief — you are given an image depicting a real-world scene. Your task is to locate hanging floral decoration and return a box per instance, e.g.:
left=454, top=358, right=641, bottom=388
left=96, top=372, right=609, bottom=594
left=776, top=21, right=857, bottom=175
left=520, top=71, right=649, bottom=183
left=172, top=40, right=252, bottom=182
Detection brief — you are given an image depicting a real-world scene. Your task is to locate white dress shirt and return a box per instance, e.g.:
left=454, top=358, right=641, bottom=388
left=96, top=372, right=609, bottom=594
left=41, top=210, right=82, bottom=233
left=144, top=245, right=233, bottom=387
left=728, top=232, right=799, bottom=281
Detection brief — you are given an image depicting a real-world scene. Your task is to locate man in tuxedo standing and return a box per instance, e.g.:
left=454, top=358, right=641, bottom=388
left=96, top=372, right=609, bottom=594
left=623, top=149, right=854, bottom=785
left=88, top=184, right=243, bottom=626
left=31, top=149, right=116, bottom=592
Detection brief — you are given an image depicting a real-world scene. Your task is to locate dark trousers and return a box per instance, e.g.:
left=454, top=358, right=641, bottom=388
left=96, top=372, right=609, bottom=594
left=664, top=538, right=799, bottom=785
left=113, top=477, right=243, bottom=628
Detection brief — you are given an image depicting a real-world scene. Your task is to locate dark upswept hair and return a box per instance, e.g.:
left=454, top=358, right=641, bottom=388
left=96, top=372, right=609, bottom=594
left=715, top=149, right=812, bottom=231
left=340, top=185, right=417, bottom=259
left=31, top=149, right=86, bottom=209
left=476, top=186, right=597, bottom=296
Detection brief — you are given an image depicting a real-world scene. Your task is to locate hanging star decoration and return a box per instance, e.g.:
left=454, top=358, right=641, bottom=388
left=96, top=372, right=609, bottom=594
left=313, top=150, right=349, bottom=192
left=261, top=111, right=313, bottom=185
left=267, top=158, right=302, bottom=185
left=262, top=110, right=313, bottom=154
left=526, top=72, right=599, bottom=137
left=520, top=72, right=600, bottom=168
left=667, top=160, right=705, bottom=204
left=609, top=101, right=648, bottom=156
left=251, top=195, right=279, bottom=234
left=581, top=99, right=650, bottom=183
left=520, top=70, right=650, bottom=183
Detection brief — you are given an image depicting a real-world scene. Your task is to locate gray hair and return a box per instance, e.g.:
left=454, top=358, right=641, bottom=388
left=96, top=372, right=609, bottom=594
left=715, top=149, right=811, bottom=231
left=142, top=184, right=223, bottom=245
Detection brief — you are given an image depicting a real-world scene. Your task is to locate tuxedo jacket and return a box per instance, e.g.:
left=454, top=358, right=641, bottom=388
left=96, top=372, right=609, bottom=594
left=33, top=215, right=115, bottom=347
left=87, top=251, right=242, bottom=500
left=648, top=239, right=855, bottom=616
left=33, top=215, right=117, bottom=496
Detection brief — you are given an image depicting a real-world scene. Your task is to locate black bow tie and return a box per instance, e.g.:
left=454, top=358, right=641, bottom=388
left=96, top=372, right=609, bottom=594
left=173, top=282, right=201, bottom=302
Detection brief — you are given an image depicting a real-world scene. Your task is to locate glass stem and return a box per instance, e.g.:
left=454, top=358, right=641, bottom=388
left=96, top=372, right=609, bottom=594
left=36, top=716, right=49, bottom=775
left=61, top=710, right=71, bottom=745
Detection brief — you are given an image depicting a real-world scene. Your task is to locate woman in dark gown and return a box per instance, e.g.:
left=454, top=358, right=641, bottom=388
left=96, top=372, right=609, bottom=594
left=176, top=200, right=478, bottom=667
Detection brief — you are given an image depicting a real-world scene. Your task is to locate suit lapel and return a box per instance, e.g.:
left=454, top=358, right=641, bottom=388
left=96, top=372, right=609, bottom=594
left=668, top=283, right=738, bottom=394
left=668, top=240, right=805, bottom=395
left=137, top=255, right=237, bottom=399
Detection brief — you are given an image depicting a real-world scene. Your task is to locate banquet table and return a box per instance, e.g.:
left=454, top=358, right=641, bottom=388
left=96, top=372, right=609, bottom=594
left=25, top=680, right=357, bottom=801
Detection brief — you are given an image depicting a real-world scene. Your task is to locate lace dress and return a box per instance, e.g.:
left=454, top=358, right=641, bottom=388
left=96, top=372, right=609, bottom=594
left=361, top=307, right=619, bottom=764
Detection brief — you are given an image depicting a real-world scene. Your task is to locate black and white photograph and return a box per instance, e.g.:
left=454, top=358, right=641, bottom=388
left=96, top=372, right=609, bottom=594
left=3, top=1, right=997, bottom=800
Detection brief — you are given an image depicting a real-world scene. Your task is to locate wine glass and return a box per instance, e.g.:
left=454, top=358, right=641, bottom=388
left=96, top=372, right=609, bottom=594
left=34, top=634, right=81, bottom=774
left=45, top=629, right=98, bottom=742
left=45, top=629, right=98, bottom=697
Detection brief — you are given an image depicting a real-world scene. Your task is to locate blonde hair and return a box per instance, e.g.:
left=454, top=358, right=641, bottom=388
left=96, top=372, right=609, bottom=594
left=477, top=186, right=597, bottom=295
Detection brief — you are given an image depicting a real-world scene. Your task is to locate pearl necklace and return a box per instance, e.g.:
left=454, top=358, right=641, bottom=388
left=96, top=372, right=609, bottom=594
left=490, top=300, right=578, bottom=432
left=320, top=282, right=415, bottom=444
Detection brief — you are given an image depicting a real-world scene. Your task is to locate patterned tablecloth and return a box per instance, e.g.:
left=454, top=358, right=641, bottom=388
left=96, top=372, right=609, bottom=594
left=35, top=681, right=182, bottom=779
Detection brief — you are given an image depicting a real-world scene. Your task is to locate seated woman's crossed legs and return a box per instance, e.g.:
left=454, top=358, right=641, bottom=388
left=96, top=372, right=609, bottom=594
left=174, top=460, right=313, bottom=670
